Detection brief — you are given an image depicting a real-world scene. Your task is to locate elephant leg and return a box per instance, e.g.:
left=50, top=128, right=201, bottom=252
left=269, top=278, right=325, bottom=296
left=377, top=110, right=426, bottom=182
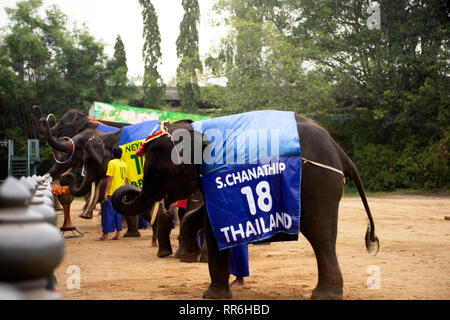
left=177, top=207, right=186, bottom=223
left=81, top=210, right=93, bottom=219
left=174, top=207, right=185, bottom=259
left=199, top=236, right=208, bottom=263
left=177, top=208, right=202, bottom=262
left=300, top=171, right=344, bottom=300
left=80, top=182, right=101, bottom=219
left=151, top=223, right=157, bottom=247
left=202, top=211, right=232, bottom=299
left=54, top=196, right=62, bottom=211
left=156, top=208, right=173, bottom=257
left=123, top=215, right=141, bottom=237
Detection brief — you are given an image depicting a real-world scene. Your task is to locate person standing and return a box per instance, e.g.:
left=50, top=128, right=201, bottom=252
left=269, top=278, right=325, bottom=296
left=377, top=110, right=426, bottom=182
left=99, top=146, right=128, bottom=241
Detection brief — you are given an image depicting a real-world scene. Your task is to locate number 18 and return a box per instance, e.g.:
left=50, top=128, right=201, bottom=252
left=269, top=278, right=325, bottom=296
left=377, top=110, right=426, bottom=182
left=241, top=181, right=273, bottom=215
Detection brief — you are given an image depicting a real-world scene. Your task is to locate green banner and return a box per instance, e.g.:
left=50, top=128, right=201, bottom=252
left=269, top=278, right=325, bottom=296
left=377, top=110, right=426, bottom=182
left=89, top=101, right=211, bottom=124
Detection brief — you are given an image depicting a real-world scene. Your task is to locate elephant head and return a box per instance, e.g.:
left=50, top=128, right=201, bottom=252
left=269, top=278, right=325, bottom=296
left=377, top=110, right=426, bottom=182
left=61, top=136, right=112, bottom=197
left=111, top=121, right=207, bottom=216
left=33, top=105, right=97, bottom=138
left=39, top=117, right=119, bottom=195
left=39, top=117, right=96, bottom=161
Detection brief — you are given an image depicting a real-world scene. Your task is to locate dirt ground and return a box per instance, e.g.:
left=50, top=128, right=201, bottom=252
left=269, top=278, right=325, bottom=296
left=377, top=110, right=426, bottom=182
left=54, top=195, right=450, bottom=300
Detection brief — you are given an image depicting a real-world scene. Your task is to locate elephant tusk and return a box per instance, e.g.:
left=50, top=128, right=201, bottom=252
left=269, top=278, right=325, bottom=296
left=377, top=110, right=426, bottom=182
left=86, top=181, right=101, bottom=214
left=60, top=168, right=73, bottom=177
left=85, top=182, right=96, bottom=213
left=150, top=202, right=160, bottom=226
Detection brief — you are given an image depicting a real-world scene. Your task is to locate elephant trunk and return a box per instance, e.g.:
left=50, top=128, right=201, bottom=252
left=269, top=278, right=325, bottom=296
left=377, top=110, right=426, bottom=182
left=32, top=105, right=43, bottom=119
left=111, top=184, right=159, bottom=216
left=33, top=105, right=48, bottom=136
left=40, top=118, right=73, bottom=154
left=33, top=105, right=58, bottom=136
left=63, top=172, right=95, bottom=197
left=48, top=161, right=75, bottom=180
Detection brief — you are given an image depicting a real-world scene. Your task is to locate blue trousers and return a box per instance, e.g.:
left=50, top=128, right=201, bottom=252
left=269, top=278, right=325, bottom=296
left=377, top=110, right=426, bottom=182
left=138, top=216, right=150, bottom=229
left=198, top=233, right=249, bottom=278
left=230, top=245, right=249, bottom=278
left=103, top=197, right=122, bottom=234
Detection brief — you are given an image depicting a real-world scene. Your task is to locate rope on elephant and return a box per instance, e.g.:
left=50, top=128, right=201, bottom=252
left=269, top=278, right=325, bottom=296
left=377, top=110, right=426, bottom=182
left=302, top=157, right=346, bottom=185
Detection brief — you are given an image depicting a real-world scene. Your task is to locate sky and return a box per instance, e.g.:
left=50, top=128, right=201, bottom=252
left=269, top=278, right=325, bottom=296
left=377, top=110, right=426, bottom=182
left=0, top=0, right=228, bottom=84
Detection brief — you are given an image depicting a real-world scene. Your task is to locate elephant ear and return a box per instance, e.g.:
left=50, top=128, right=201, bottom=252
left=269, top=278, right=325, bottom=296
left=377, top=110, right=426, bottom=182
left=74, top=113, right=90, bottom=133
left=85, top=136, right=105, bottom=165
left=185, top=188, right=204, bottom=215
left=184, top=125, right=210, bottom=165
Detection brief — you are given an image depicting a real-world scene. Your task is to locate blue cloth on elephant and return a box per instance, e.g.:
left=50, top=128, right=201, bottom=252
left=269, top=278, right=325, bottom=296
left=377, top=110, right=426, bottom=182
left=103, top=196, right=122, bottom=233
left=191, top=110, right=302, bottom=250
left=191, top=110, right=300, bottom=174
left=96, top=124, right=120, bottom=134
left=119, top=120, right=160, bottom=145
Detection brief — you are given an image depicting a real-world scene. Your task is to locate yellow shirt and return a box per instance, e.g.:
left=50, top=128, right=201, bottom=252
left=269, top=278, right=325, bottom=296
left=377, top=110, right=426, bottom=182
left=106, top=158, right=128, bottom=196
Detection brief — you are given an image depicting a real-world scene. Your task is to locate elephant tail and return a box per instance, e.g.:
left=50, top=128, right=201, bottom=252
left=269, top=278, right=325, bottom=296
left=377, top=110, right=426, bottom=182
left=340, top=149, right=380, bottom=256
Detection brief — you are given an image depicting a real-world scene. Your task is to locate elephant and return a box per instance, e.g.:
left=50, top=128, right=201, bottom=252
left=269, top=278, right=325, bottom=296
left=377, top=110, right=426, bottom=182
left=32, top=105, right=125, bottom=217
left=32, top=105, right=126, bottom=139
left=39, top=117, right=144, bottom=237
left=111, top=112, right=379, bottom=300
left=40, top=117, right=205, bottom=259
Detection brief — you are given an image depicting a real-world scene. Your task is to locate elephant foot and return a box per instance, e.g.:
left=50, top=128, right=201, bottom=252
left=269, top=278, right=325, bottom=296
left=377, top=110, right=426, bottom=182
left=157, top=247, right=173, bottom=258
left=310, top=285, right=343, bottom=300
left=179, top=250, right=200, bottom=263
left=174, top=248, right=181, bottom=259
left=199, top=251, right=208, bottom=263
left=180, top=256, right=199, bottom=263
left=202, top=285, right=232, bottom=299
left=123, top=230, right=141, bottom=238
left=79, top=212, right=93, bottom=219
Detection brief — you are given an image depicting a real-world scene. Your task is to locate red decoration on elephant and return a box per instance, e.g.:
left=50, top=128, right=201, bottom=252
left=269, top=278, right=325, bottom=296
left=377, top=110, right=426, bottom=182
left=87, top=117, right=104, bottom=124
left=136, top=120, right=170, bottom=157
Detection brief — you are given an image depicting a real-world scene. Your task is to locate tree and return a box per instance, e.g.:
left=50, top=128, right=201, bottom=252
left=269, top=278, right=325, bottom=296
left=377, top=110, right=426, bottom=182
left=176, top=0, right=203, bottom=113
left=139, top=0, right=165, bottom=108
left=106, top=34, right=130, bottom=104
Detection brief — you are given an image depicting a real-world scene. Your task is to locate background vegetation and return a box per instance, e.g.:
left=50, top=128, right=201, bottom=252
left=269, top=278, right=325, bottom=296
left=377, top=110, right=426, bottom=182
left=0, top=0, right=448, bottom=191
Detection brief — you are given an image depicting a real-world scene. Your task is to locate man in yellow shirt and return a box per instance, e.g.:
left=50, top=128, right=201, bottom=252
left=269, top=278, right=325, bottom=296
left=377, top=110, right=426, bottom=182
left=99, top=146, right=128, bottom=241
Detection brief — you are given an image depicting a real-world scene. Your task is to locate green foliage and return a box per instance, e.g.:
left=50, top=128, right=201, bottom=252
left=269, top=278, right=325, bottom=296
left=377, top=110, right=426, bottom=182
left=139, top=0, right=165, bottom=108
left=349, top=137, right=450, bottom=192
left=176, top=0, right=202, bottom=113
left=352, top=143, right=398, bottom=191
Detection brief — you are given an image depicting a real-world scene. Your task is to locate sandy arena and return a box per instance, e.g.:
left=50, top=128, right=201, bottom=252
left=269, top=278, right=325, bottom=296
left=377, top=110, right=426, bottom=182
left=53, top=195, right=450, bottom=300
